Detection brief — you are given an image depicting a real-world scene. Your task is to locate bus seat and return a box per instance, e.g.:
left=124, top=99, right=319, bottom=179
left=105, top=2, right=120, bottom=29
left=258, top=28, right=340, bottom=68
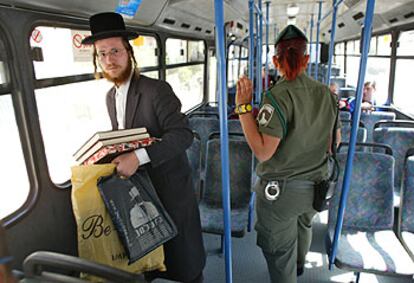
left=339, top=111, right=351, bottom=121
left=23, top=251, right=145, bottom=283
left=330, top=76, right=346, bottom=88
left=326, top=152, right=414, bottom=280
left=340, top=125, right=367, bottom=144
left=373, top=127, right=414, bottom=192
left=360, top=111, right=396, bottom=143
left=398, top=154, right=414, bottom=261
left=199, top=137, right=253, bottom=238
left=189, top=117, right=219, bottom=170
left=186, top=132, right=202, bottom=201
left=228, top=119, right=243, bottom=134
left=338, top=87, right=356, bottom=99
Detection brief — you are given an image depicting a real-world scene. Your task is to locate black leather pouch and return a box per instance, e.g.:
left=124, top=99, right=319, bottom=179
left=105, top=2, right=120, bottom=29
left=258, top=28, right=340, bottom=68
left=313, top=179, right=336, bottom=212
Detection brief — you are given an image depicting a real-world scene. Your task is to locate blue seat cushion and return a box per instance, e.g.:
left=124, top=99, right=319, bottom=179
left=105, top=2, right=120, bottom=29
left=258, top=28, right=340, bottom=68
left=328, top=229, right=414, bottom=276
left=199, top=203, right=249, bottom=237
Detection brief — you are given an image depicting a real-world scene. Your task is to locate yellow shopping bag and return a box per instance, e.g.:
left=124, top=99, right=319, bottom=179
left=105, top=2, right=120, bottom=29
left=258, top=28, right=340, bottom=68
left=71, top=164, right=165, bottom=282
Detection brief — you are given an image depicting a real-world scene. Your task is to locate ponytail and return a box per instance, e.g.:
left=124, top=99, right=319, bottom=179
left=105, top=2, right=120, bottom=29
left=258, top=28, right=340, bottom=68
left=275, top=38, right=308, bottom=81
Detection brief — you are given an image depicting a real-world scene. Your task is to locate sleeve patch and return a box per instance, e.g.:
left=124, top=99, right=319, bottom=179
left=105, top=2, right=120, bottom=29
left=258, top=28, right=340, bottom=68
left=257, top=104, right=274, bottom=127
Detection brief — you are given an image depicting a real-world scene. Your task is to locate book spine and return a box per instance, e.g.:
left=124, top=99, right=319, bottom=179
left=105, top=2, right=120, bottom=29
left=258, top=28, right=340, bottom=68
left=83, top=138, right=157, bottom=165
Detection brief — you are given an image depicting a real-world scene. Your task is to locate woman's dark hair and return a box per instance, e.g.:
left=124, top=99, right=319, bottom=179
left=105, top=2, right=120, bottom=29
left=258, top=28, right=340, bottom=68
left=275, top=38, right=308, bottom=81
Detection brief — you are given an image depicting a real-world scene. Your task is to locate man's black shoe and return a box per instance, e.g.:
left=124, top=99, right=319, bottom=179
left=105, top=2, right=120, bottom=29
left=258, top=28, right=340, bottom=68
left=297, top=265, right=304, bottom=277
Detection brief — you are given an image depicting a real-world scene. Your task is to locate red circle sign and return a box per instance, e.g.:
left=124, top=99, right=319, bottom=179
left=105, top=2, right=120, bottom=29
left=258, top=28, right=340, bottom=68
left=31, top=29, right=42, bottom=43
left=72, top=34, right=83, bottom=48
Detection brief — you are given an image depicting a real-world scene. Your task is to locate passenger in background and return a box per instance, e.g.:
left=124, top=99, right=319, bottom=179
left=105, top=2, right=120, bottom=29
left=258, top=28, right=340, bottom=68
left=0, top=222, right=17, bottom=283
left=82, top=12, right=205, bottom=283
left=329, top=82, right=338, bottom=95
left=362, top=81, right=376, bottom=109
left=235, top=25, right=339, bottom=283
left=338, top=81, right=376, bottom=113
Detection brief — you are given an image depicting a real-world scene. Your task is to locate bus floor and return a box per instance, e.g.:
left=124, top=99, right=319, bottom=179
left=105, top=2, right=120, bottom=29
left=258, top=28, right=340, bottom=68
left=154, top=211, right=414, bottom=283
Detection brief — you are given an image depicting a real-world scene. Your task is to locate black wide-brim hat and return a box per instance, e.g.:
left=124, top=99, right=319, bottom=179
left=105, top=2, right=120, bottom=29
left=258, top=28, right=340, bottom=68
left=82, top=12, right=139, bottom=45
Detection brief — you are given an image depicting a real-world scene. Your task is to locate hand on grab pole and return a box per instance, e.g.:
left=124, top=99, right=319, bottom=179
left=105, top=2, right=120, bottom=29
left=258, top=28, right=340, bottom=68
left=236, top=76, right=253, bottom=105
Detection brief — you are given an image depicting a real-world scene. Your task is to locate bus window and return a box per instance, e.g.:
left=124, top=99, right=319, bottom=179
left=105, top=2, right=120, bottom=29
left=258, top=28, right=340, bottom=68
left=334, top=42, right=345, bottom=76
left=31, top=26, right=159, bottom=184
left=31, top=27, right=94, bottom=79
left=377, top=34, right=391, bottom=56
left=364, top=34, right=391, bottom=105
left=228, top=44, right=240, bottom=87
left=165, top=38, right=205, bottom=111
left=394, top=30, right=414, bottom=115
left=131, top=35, right=158, bottom=68
left=0, top=38, right=30, bottom=219
left=208, top=49, right=217, bottom=102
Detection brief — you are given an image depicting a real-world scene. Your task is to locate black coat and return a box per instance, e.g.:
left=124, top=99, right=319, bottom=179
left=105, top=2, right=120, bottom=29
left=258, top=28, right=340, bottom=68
left=106, top=73, right=206, bottom=282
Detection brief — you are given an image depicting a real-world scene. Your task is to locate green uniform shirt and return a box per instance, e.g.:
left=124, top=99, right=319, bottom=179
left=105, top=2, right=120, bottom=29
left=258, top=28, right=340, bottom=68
left=256, top=72, right=338, bottom=181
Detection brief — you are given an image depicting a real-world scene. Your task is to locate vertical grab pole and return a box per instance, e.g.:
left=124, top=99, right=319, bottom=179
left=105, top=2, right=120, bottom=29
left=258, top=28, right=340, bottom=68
left=257, top=0, right=263, bottom=102
left=315, top=1, right=323, bottom=81
left=214, top=1, right=233, bottom=281
left=248, top=0, right=254, bottom=80
left=328, top=0, right=377, bottom=270
left=326, top=0, right=338, bottom=85
left=265, top=1, right=270, bottom=91
left=307, top=14, right=314, bottom=75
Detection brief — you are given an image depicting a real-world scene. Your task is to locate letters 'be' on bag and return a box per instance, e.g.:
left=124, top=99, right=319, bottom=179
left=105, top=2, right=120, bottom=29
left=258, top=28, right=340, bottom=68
left=97, top=170, right=178, bottom=264
left=71, top=164, right=166, bottom=282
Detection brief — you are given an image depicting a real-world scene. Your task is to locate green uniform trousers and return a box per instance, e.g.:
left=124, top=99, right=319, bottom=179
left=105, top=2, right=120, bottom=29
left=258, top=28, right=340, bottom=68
left=255, top=179, right=316, bottom=283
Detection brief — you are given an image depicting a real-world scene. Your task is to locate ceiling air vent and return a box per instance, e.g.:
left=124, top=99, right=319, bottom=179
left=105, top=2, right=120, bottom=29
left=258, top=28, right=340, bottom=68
left=389, top=18, right=398, bottom=23
left=352, top=12, right=364, bottom=21
left=181, top=23, right=190, bottom=29
left=338, top=22, right=345, bottom=28
left=404, top=12, right=414, bottom=19
left=195, top=27, right=202, bottom=32
left=163, top=18, right=175, bottom=25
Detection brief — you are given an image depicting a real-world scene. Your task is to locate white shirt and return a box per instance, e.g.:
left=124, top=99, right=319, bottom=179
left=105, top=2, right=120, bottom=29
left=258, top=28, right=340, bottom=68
left=114, top=72, right=151, bottom=165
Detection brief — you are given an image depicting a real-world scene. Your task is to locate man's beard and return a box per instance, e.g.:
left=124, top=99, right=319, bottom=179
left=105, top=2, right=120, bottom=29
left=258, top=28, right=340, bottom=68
left=102, top=59, right=132, bottom=86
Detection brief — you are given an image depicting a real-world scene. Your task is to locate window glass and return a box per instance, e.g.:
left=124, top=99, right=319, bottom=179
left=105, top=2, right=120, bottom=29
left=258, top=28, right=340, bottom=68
left=354, top=40, right=360, bottom=55
left=369, top=36, right=377, bottom=55
left=397, top=30, right=414, bottom=56
left=31, top=27, right=94, bottom=79
left=166, top=65, right=204, bottom=111
left=0, top=95, right=30, bottom=219
left=35, top=79, right=112, bottom=183
left=366, top=57, right=390, bottom=105
left=166, top=38, right=187, bottom=65
left=394, top=59, right=414, bottom=115
left=208, top=49, right=217, bottom=102
left=335, top=42, right=345, bottom=55
left=141, top=71, right=159, bottom=79
left=31, top=27, right=158, bottom=79
left=188, top=41, right=205, bottom=62
left=131, top=36, right=158, bottom=68
left=377, top=34, right=391, bottom=56
left=334, top=55, right=345, bottom=77
left=345, top=56, right=360, bottom=88
left=0, top=35, right=30, bottom=219
left=346, top=41, right=354, bottom=55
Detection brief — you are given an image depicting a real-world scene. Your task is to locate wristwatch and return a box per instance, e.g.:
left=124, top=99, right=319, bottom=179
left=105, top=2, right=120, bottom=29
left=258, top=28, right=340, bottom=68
left=235, top=103, right=253, bottom=115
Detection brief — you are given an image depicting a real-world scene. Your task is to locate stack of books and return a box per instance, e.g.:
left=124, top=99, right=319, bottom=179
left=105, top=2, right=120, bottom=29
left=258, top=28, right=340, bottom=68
left=73, top=128, right=158, bottom=165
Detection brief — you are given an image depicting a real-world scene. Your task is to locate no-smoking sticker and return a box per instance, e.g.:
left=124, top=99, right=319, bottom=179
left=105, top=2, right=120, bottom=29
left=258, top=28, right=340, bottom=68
left=71, top=30, right=92, bottom=62
left=72, top=33, right=83, bottom=48
left=31, top=29, right=42, bottom=43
